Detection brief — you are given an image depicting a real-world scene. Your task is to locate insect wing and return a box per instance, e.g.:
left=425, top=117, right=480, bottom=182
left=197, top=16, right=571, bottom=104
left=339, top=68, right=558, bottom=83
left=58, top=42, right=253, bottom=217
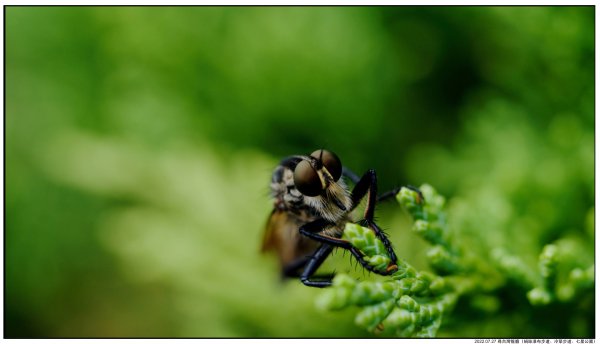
left=262, top=209, right=317, bottom=269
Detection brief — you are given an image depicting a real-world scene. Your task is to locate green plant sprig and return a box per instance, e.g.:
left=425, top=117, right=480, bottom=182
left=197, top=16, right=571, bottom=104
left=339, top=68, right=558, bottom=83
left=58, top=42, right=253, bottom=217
left=491, top=237, right=594, bottom=306
left=317, top=184, right=594, bottom=337
left=318, top=184, right=468, bottom=337
left=527, top=243, right=594, bottom=306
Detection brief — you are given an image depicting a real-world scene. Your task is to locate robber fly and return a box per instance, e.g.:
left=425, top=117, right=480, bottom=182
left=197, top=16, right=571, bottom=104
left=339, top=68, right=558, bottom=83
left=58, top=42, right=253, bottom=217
left=262, top=149, right=419, bottom=288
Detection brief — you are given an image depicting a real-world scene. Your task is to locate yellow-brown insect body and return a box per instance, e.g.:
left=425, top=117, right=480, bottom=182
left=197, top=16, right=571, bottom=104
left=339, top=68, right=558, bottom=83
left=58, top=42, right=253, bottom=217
left=262, top=154, right=352, bottom=270
left=262, top=149, right=410, bottom=287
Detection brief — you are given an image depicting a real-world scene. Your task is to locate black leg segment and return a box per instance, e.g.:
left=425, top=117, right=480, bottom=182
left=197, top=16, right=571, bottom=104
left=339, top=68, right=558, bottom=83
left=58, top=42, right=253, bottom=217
left=300, top=244, right=335, bottom=287
left=342, top=167, right=360, bottom=184
left=377, top=184, right=424, bottom=203
left=349, top=169, right=400, bottom=268
left=377, top=187, right=402, bottom=203
left=298, top=218, right=398, bottom=284
left=349, top=169, right=378, bottom=221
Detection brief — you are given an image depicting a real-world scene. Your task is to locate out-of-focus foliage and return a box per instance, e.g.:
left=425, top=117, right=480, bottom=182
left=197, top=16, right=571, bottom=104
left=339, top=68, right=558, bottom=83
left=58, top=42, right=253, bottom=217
left=5, top=6, right=593, bottom=338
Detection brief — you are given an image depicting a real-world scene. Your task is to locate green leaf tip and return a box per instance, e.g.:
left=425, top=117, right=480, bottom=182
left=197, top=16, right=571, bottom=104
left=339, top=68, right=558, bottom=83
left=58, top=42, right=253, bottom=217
left=527, top=287, right=553, bottom=305
left=539, top=244, right=559, bottom=280
left=355, top=299, right=396, bottom=331
left=342, top=223, right=391, bottom=271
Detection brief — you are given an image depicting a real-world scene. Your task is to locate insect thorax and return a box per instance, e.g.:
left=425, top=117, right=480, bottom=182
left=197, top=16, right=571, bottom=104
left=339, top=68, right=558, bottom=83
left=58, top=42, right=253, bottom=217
left=270, top=164, right=353, bottom=225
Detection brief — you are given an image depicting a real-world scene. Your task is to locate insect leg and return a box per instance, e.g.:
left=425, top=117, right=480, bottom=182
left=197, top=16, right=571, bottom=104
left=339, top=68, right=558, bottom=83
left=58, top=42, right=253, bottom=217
left=349, top=169, right=378, bottom=221
left=342, top=166, right=360, bottom=184
left=281, top=255, right=311, bottom=278
left=346, top=167, right=423, bottom=205
left=299, top=219, right=393, bottom=276
left=299, top=218, right=354, bottom=249
left=350, top=170, right=398, bottom=265
left=281, top=255, right=336, bottom=280
left=377, top=184, right=424, bottom=203
left=377, top=187, right=401, bottom=202
left=299, top=244, right=335, bottom=287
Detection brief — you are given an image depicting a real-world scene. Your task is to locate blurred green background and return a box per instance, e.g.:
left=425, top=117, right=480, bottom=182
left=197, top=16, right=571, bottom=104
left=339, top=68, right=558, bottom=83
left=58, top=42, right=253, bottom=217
left=6, top=6, right=594, bottom=338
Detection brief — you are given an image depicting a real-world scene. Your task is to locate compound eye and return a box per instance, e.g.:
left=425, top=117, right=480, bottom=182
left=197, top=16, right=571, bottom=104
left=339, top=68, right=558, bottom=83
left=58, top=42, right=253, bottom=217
left=311, top=149, right=342, bottom=181
left=294, top=160, right=323, bottom=197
